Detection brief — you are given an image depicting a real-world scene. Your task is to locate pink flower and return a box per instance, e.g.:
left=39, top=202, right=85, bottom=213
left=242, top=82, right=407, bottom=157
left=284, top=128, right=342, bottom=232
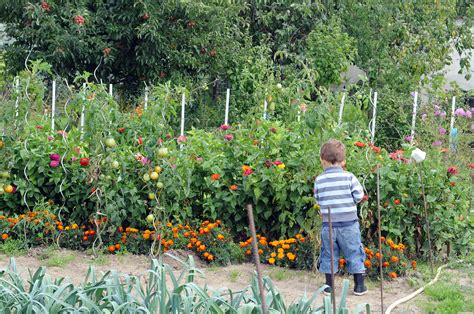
left=50, top=154, right=60, bottom=161
left=454, top=108, right=466, bottom=117
left=243, top=169, right=253, bottom=176
left=220, top=124, right=230, bottom=131
left=438, top=127, right=447, bottom=135
left=74, top=147, right=81, bottom=155
left=50, top=160, right=60, bottom=168
left=223, top=134, right=234, bottom=141
left=171, top=164, right=177, bottom=169
left=447, top=166, right=458, bottom=175
left=140, top=157, right=150, bottom=165
left=196, top=156, right=203, bottom=162
left=432, top=140, right=442, bottom=147
left=47, top=136, right=54, bottom=141
left=71, top=157, right=77, bottom=162
left=404, top=135, right=413, bottom=142
left=177, top=135, right=187, bottom=144
left=57, top=130, right=67, bottom=138
left=36, top=125, right=44, bottom=129
left=471, top=124, right=474, bottom=130
left=466, top=111, right=472, bottom=119
left=273, top=160, right=283, bottom=166
left=421, top=113, right=427, bottom=121
left=440, top=111, right=446, bottom=118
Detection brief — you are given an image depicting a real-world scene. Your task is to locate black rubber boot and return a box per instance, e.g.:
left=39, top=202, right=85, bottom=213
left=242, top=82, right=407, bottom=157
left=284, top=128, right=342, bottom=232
left=353, top=273, right=368, bottom=296
left=323, top=273, right=333, bottom=295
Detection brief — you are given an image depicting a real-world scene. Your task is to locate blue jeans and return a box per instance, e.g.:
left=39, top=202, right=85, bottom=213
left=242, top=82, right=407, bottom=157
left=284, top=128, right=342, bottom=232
left=319, top=221, right=366, bottom=274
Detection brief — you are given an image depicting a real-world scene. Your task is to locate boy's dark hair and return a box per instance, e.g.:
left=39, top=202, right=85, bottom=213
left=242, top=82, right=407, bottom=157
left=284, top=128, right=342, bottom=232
left=320, top=139, right=346, bottom=164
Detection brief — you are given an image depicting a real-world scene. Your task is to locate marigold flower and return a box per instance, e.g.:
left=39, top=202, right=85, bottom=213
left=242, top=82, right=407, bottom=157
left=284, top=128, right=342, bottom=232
left=217, top=234, right=225, bottom=240
left=258, top=249, right=263, bottom=255
left=207, top=254, right=214, bottom=261
left=375, top=252, right=382, bottom=260
left=364, top=260, right=372, bottom=268
left=245, top=249, right=252, bottom=255
left=277, top=253, right=284, bottom=259
left=411, top=260, right=417, bottom=270
left=270, top=252, right=276, bottom=258
left=1, top=233, right=8, bottom=241
left=242, top=165, right=251, bottom=172
left=203, top=252, right=209, bottom=258
left=389, top=272, right=397, bottom=279
left=229, top=184, right=238, bottom=191
left=339, top=258, right=346, bottom=266
left=287, top=253, right=296, bottom=261
left=277, top=163, right=286, bottom=169
left=390, top=256, right=399, bottom=263
left=268, top=257, right=275, bottom=264
left=382, top=261, right=390, bottom=267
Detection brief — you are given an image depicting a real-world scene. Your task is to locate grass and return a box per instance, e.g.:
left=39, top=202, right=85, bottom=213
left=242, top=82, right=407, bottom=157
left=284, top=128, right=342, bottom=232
left=0, top=239, right=26, bottom=256
left=88, top=253, right=109, bottom=266
left=269, top=269, right=290, bottom=281
left=39, top=247, right=75, bottom=268
left=229, top=269, right=240, bottom=282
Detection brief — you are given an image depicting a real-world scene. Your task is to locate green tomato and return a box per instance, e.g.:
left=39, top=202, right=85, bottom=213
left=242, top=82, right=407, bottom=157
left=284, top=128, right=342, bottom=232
left=143, top=173, right=150, bottom=182
left=105, top=138, right=117, bottom=148
left=157, top=147, right=169, bottom=158
left=112, top=161, right=120, bottom=169
left=146, top=214, right=154, bottom=224
left=148, top=193, right=156, bottom=200
left=156, top=182, right=164, bottom=189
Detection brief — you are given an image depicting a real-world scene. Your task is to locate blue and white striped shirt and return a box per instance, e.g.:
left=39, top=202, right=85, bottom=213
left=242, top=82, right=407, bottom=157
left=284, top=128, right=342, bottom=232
left=314, top=166, right=364, bottom=223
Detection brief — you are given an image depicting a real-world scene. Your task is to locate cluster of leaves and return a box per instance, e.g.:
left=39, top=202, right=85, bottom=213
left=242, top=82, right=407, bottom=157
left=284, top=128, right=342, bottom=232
left=0, top=256, right=370, bottom=313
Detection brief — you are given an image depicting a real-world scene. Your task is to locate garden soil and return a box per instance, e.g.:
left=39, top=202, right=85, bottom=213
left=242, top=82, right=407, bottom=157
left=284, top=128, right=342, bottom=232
left=0, top=248, right=422, bottom=313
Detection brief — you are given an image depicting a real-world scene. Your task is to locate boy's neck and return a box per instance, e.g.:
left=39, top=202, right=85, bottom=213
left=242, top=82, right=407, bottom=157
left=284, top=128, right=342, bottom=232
left=322, top=161, right=345, bottom=170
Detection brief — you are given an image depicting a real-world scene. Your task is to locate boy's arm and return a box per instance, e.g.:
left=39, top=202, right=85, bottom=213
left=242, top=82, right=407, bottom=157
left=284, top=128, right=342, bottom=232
left=350, top=174, right=364, bottom=204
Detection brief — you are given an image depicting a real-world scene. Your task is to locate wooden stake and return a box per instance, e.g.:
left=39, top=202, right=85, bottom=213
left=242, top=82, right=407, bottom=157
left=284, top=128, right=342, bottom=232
left=418, top=163, right=434, bottom=275
left=247, top=204, right=267, bottom=314
left=327, top=207, right=336, bottom=314
left=376, top=166, right=384, bottom=313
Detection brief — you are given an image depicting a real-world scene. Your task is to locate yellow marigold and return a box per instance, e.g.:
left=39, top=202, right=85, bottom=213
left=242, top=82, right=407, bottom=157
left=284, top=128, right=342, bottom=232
left=143, top=233, right=150, bottom=240
left=65, top=226, right=70, bottom=231
left=277, top=248, right=284, bottom=253
left=217, top=234, right=225, bottom=240
left=287, top=253, right=296, bottom=261
left=282, top=244, right=290, bottom=250
left=277, top=163, right=285, bottom=169
left=259, top=239, right=267, bottom=246
left=268, top=257, right=275, bottom=265
left=241, top=165, right=251, bottom=172
left=277, top=253, right=284, bottom=259
left=71, top=224, right=78, bottom=230
left=269, top=241, right=279, bottom=247
left=270, top=252, right=276, bottom=258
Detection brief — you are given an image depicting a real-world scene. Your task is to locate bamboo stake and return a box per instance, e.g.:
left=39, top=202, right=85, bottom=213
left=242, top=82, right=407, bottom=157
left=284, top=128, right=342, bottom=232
left=247, top=204, right=267, bottom=314
left=327, top=207, right=336, bottom=314
left=376, top=166, right=384, bottom=313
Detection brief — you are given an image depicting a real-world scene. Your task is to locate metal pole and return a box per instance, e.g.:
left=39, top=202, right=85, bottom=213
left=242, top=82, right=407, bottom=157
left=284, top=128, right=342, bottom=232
left=327, top=207, right=336, bottom=314
left=247, top=204, right=267, bottom=314
left=144, top=87, right=149, bottom=111
left=376, top=166, right=384, bottom=313
left=338, top=93, right=346, bottom=127
left=418, top=163, right=434, bottom=275
left=448, top=96, right=456, bottom=150
left=263, top=99, right=268, bottom=120
left=371, top=92, right=378, bottom=145
left=410, top=91, right=418, bottom=144
left=51, top=80, right=56, bottom=131
left=224, top=88, right=230, bottom=125
left=109, top=84, right=113, bottom=97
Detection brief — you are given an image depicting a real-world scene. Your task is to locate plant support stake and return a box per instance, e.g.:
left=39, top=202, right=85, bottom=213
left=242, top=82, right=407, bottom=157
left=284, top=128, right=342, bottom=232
left=263, top=99, right=268, bottom=120
left=180, top=93, right=186, bottom=137
left=144, top=87, right=149, bottom=111
left=109, top=84, right=113, bottom=97
left=51, top=80, right=56, bottom=131
left=418, top=163, right=434, bottom=275
left=449, top=96, right=456, bottom=150
left=80, top=83, right=86, bottom=140
left=14, top=77, right=19, bottom=129
left=327, top=207, right=336, bottom=314
left=224, top=88, right=230, bottom=125
left=376, top=166, right=384, bottom=313
left=338, top=93, right=346, bottom=127
left=370, top=92, right=378, bottom=145
left=410, top=91, right=418, bottom=144
left=246, top=204, right=267, bottom=314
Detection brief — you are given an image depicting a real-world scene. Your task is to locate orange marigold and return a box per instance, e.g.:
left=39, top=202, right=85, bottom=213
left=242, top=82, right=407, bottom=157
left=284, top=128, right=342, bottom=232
left=364, top=260, right=372, bottom=268
left=210, top=173, right=221, bottom=181
left=1, top=233, right=8, bottom=241
left=245, top=249, right=252, bottom=255
left=411, top=260, right=417, bottom=270
left=382, top=261, right=390, bottom=267
left=108, top=245, right=115, bottom=253
left=229, top=184, right=238, bottom=191
left=390, top=256, right=399, bottom=263
left=217, top=234, right=225, bottom=240
left=389, top=272, right=397, bottom=279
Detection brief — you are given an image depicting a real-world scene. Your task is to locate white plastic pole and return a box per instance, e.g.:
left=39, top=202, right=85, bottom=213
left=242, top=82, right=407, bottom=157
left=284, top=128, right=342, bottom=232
left=180, top=93, right=185, bottom=136
left=80, top=83, right=86, bottom=140
left=14, top=78, right=19, bottom=128
left=371, top=92, right=378, bottom=145
left=410, top=91, right=418, bottom=144
left=224, top=88, right=230, bottom=125
left=109, top=84, right=113, bottom=97
left=338, top=93, right=346, bottom=127
left=263, top=99, right=268, bottom=120
left=297, top=111, right=301, bottom=122
left=51, top=80, right=56, bottom=131
left=449, top=96, right=456, bottom=148
left=144, top=87, right=149, bottom=111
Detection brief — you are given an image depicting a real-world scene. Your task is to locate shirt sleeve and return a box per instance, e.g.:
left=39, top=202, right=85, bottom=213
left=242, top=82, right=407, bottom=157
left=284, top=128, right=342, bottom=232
left=350, top=174, right=364, bottom=204
left=313, top=179, right=319, bottom=203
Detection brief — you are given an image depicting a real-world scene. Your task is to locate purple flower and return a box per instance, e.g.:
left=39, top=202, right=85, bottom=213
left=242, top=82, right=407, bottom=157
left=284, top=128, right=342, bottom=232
left=471, top=124, right=474, bottom=130
left=50, top=160, right=60, bottom=168
left=434, top=110, right=441, bottom=117
left=71, top=157, right=77, bottom=162
left=223, top=134, right=234, bottom=141
left=140, top=157, right=150, bottom=165
left=50, top=154, right=60, bottom=161
left=438, top=127, right=447, bottom=135
left=220, top=124, right=230, bottom=131
left=440, top=111, right=446, bottom=118
left=454, top=108, right=466, bottom=117
left=432, top=140, right=442, bottom=147
left=421, top=113, right=427, bottom=121
left=404, top=135, right=413, bottom=142
left=410, top=91, right=416, bottom=97
left=196, top=156, right=203, bottom=162
left=466, top=110, right=472, bottom=119
left=47, top=136, right=54, bottom=141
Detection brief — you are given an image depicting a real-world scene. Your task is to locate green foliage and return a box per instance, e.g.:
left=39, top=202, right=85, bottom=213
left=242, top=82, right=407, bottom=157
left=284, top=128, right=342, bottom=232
left=0, top=256, right=370, bottom=313
left=306, top=19, right=357, bottom=86
left=0, top=239, right=26, bottom=256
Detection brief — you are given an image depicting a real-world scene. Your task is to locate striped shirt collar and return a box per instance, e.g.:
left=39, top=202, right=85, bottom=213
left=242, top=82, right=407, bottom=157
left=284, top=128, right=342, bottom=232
left=323, top=166, right=344, bottom=173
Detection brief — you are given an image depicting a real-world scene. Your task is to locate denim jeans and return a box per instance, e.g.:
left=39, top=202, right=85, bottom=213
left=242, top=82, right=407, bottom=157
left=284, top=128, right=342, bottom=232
left=319, top=221, right=366, bottom=274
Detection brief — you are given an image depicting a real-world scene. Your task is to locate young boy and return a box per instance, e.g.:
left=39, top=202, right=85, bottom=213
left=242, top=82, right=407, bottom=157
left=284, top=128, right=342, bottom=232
left=314, top=139, right=368, bottom=296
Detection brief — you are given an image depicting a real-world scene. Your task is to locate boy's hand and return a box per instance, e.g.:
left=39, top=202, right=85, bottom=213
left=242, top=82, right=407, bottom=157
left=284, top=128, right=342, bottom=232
left=361, top=194, right=369, bottom=203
